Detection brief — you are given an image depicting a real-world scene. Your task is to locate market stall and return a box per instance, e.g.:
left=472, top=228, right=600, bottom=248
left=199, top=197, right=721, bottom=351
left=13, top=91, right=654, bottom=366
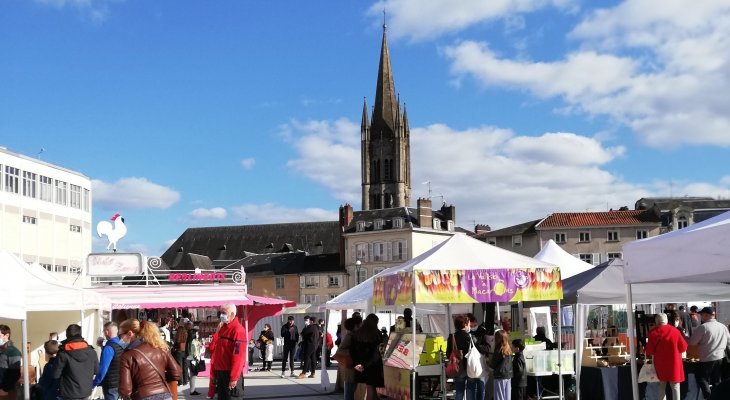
left=372, top=233, right=564, bottom=400
left=623, top=210, right=730, bottom=399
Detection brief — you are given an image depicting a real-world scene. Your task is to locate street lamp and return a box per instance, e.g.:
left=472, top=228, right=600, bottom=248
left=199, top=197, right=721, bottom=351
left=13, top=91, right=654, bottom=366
left=355, top=260, right=362, bottom=285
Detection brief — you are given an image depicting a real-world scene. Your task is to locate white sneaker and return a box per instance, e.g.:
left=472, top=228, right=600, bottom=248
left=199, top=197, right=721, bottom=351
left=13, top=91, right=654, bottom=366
left=281, top=372, right=285, bottom=378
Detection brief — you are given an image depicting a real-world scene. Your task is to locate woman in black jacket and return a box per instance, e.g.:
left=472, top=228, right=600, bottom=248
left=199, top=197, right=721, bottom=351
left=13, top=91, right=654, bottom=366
left=351, top=314, right=384, bottom=400
left=257, top=324, right=275, bottom=371
left=489, top=330, right=513, bottom=400
left=446, top=315, right=477, bottom=400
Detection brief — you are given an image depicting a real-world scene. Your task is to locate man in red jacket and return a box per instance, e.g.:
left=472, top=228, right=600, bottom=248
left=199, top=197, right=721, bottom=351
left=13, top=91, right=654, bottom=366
left=645, top=312, right=687, bottom=400
left=212, top=304, right=247, bottom=400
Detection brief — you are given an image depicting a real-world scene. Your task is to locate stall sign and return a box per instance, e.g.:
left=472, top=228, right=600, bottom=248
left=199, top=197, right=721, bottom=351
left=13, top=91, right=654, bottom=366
left=168, top=272, right=226, bottom=282
left=373, top=271, right=413, bottom=306
left=87, top=253, right=144, bottom=276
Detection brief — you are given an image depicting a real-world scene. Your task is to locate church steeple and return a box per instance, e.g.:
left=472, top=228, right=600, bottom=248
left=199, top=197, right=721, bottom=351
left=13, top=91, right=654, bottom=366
left=361, top=23, right=412, bottom=211
left=371, top=24, right=398, bottom=139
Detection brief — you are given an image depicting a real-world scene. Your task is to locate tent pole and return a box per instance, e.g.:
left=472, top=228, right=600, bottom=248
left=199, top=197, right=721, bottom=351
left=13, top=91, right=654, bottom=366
left=496, top=302, right=500, bottom=329
left=517, top=301, right=524, bottom=334
left=558, top=299, right=563, bottom=400
left=443, top=303, right=451, bottom=400
left=412, top=302, right=417, bottom=400
left=22, top=318, right=30, bottom=400
left=575, top=304, right=584, bottom=400
left=625, top=284, right=639, bottom=400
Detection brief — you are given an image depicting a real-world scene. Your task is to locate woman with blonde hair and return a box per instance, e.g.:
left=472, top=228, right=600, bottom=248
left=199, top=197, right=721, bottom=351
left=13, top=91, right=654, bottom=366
left=119, top=319, right=181, bottom=400
left=489, top=330, right=513, bottom=400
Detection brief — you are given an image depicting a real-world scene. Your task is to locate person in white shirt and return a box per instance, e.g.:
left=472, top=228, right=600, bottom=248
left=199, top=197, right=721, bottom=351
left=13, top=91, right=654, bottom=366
left=688, top=307, right=730, bottom=399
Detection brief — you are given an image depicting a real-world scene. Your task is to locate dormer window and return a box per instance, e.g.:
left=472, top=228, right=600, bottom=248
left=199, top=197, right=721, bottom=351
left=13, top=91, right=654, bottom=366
left=393, top=217, right=404, bottom=229
left=432, top=218, right=441, bottom=230
left=356, top=221, right=366, bottom=232
left=447, top=220, right=454, bottom=232
left=374, top=219, right=384, bottom=230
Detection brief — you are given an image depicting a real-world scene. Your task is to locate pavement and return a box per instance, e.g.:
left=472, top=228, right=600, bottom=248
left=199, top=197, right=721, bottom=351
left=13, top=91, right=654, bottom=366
left=176, top=362, right=342, bottom=400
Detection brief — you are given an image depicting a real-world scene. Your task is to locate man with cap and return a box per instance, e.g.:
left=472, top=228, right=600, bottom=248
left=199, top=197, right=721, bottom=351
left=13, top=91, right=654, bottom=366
left=280, top=316, right=299, bottom=377
left=688, top=307, right=730, bottom=399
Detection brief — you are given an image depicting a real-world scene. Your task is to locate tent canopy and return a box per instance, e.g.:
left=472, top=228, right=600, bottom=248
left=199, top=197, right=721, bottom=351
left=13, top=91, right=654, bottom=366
left=534, top=239, right=594, bottom=279
left=374, top=233, right=561, bottom=306
left=93, top=285, right=293, bottom=309
left=0, top=250, right=108, bottom=312
left=624, top=210, right=730, bottom=284
left=0, top=252, right=27, bottom=319
left=559, top=259, right=730, bottom=305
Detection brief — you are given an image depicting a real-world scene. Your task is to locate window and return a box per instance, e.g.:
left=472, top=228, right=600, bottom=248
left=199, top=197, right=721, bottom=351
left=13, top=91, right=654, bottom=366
left=384, top=159, right=392, bottom=181
left=678, top=216, right=688, bottom=229
left=39, top=176, right=53, bottom=202
left=54, top=265, right=68, bottom=273
left=554, top=233, right=566, bottom=243
left=447, top=220, right=455, bottom=231
left=636, top=230, right=648, bottom=240
left=373, top=267, right=385, bottom=276
left=275, top=276, right=285, bottom=289
left=393, top=217, right=403, bottom=229
left=55, top=180, right=68, bottom=206
left=23, top=215, right=37, bottom=224
left=304, top=275, right=319, bottom=288
left=70, top=225, right=82, bottom=233
left=432, top=218, right=441, bottom=230
left=329, top=293, right=339, bottom=300
left=69, top=184, right=82, bottom=209
left=373, top=242, right=386, bottom=261
left=579, top=232, right=591, bottom=242
left=579, top=254, right=593, bottom=264
left=328, top=275, right=341, bottom=287
left=355, top=243, right=368, bottom=262
left=393, top=240, right=407, bottom=261
left=5, top=166, right=19, bottom=194
left=607, top=230, right=619, bottom=241
left=512, top=235, right=522, bottom=247
left=303, top=294, right=320, bottom=305
left=374, top=219, right=384, bottom=230
left=82, top=188, right=90, bottom=211
left=607, top=252, right=622, bottom=261
left=41, top=264, right=53, bottom=272
left=357, top=221, right=366, bottom=232
left=23, top=171, right=37, bottom=198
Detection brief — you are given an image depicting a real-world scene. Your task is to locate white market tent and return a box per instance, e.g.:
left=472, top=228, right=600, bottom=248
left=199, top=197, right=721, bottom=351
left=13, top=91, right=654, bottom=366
left=535, top=239, right=595, bottom=279
left=0, top=251, right=110, bottom=400
left=621, top=210, right=730, bottom=399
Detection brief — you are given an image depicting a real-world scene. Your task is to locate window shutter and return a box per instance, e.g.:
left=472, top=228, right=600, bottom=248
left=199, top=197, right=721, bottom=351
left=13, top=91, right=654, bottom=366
left=315, top=276, right=320, bottom=287
left=402, top=241, right=408, bottom=260
left=593, top=253, right=601, bottom=265
left=386, top=242, right=392, bottom=261
left=351, top=245, right=356, bottom=263
left=368, top=243, right=373, bottom=261
left=299, top=275, right=305, bottom=289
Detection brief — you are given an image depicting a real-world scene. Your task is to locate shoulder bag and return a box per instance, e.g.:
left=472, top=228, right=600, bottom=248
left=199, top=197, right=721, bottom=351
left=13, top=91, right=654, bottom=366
left=445, top=334, right=463, bottom=379
left=131, top=348, right=177, bottom=400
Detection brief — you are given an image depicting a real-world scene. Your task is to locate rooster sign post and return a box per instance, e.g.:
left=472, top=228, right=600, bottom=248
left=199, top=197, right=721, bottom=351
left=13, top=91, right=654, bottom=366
left=97, top=213, right=127, bottom=252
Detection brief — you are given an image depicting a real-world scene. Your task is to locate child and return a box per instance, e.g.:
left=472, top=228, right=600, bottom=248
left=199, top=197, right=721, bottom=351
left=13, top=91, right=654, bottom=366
left=248, top=339, right=256, bottom=369
left=511, top=339, right=527, bottom=400
left=489, top=330, right=513, bottom=400
left=37, top=340, right=61, bottom=400
left=264, top=339, right=274, bottom=371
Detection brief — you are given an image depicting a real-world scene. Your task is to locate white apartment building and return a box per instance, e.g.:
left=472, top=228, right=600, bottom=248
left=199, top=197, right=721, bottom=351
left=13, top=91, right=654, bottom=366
left=0, top=147, right=92, bottom=281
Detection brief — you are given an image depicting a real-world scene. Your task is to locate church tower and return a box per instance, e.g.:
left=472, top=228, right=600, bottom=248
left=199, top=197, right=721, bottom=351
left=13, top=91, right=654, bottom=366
left=361, top=24, right=411, bottom=210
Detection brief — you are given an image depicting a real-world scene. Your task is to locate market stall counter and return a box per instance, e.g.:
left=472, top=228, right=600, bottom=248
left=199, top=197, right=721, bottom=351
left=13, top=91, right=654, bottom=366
left=382, top=332, right=446, bottom=400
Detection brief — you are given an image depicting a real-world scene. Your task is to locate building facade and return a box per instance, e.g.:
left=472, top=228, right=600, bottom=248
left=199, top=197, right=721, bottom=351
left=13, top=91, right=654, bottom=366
left=0, top=147, right=92, bottom=280
left=635, top=197, right=730, bottom=232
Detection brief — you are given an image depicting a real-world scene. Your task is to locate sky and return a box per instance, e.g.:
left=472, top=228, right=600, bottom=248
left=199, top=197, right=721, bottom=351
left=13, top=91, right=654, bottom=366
left=2, top=0, right=730, bottom=256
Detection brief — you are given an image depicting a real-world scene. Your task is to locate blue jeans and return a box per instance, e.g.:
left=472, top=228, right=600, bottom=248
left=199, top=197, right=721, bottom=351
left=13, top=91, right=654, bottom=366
left=103, top=387, right=119, bottom=400
left=454, top=378, right=467, bottom=400
left=466, top=377, right=485, bottom=400
left=344, top=381, right=356, bottom=400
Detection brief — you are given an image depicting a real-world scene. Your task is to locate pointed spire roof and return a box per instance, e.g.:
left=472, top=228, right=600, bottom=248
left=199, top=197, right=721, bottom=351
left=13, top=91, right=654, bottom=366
left=371, top=24, right=398, bottom=138
left=361, top=97, right=369, bottom=129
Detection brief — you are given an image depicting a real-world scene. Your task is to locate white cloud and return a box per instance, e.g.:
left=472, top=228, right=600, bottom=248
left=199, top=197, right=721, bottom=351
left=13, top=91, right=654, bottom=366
left=189, top=207, right=228, bottom=220
left=92, top=177, right=180, bottom=210
left=283, top=118, right=362, bottom=204
left=240, top=158, right=256, bottom=169
left=367, top=0, right=576, bottom=41
left=442, top=1, right=730, bottom=148
left=231, top=203, right=337, bottom=224
left=34, top=0, right=115, bottom=24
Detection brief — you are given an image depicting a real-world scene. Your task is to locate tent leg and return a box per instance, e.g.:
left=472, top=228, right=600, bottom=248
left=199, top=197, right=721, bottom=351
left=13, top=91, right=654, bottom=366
left=21, top=319, right=30, bottom=400
left=443, top=304, right=450, bottom=400
left=412, top=303, right=418, bottom=400
left=625, top=284, right=639, bottom=400
left=558, top=299, right=563, bottom=400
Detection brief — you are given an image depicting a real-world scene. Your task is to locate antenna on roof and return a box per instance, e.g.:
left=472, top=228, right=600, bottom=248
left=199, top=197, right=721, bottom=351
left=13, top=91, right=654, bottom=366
left=383, top=8, right=387, bottom=29
left=422, top=181, right=431, bottom=199
left=37, top=148, right=45, bottom=160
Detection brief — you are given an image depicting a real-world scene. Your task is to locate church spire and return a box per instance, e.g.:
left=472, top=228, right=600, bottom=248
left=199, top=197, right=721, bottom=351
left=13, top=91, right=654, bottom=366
left=371, top=23, right=398, bottom=138
left=361, top=97, right=369, bottom=129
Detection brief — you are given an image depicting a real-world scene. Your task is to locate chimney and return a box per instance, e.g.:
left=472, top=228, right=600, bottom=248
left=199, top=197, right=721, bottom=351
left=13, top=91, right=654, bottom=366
left=440, top=203, right=456, bottom=225
left=417, top=198, right=433, bottom=228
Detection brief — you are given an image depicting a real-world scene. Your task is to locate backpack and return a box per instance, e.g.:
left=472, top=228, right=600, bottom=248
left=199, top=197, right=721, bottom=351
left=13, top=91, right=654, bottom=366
left=465, top=337, right=483, bottom=378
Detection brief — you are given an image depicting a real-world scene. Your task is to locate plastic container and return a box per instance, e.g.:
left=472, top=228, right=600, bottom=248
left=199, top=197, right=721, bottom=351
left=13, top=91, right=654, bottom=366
left=533, top=351, right=549, bottom=373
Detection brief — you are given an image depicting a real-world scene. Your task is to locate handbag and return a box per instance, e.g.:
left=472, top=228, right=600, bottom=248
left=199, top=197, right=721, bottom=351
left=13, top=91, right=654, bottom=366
left=465, top=337, right=483, bottom=378
left=638, top=361, right=659, bottom=383
left=195, top=359, right=206, bottom=374
left=131, top=348, right=177, bottom=400
left=332, top=348, right=352, bottom=368
left=445, top=334, right=463, bottom=379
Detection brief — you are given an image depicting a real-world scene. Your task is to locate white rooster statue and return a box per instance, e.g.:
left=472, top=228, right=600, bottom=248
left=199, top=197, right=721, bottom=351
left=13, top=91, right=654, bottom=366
left=96, top=213, right=127, bottom=252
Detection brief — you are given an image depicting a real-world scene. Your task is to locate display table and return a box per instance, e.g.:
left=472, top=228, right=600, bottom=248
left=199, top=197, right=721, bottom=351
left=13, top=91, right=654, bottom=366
left=580, top=365, right=639, bottom=400
left=528, top=370, right=574, bottom=400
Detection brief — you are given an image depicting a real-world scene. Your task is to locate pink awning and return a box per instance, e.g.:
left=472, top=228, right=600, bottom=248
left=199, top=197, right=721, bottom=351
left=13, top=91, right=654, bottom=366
left=246, top=294, right=295, bottom=307
left=94, top=285, right=253, bottom=310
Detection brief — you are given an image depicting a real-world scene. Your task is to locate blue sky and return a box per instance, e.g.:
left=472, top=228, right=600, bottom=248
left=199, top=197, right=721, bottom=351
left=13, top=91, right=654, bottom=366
left=2, top=0, right=729, bottom=256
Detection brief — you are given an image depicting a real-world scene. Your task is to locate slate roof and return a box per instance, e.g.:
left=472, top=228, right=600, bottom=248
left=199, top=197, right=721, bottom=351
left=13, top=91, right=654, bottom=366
left=537, top=209, right=661, bottom=228
left=479, top=219, right=541, bottom=238
left=343, top=207, right=450, bottom=233
left=635, top=197, right=730, bottom=212
left=221, top=251, right=343, bottom=276
left=160, top=221, right=340, bottom=270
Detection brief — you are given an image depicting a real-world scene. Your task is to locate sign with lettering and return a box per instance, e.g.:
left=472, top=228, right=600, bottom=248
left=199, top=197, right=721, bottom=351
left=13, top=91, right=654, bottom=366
left=87, top=253, right=144, bottom=276
left=168, top=272, right=226, bottom=282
